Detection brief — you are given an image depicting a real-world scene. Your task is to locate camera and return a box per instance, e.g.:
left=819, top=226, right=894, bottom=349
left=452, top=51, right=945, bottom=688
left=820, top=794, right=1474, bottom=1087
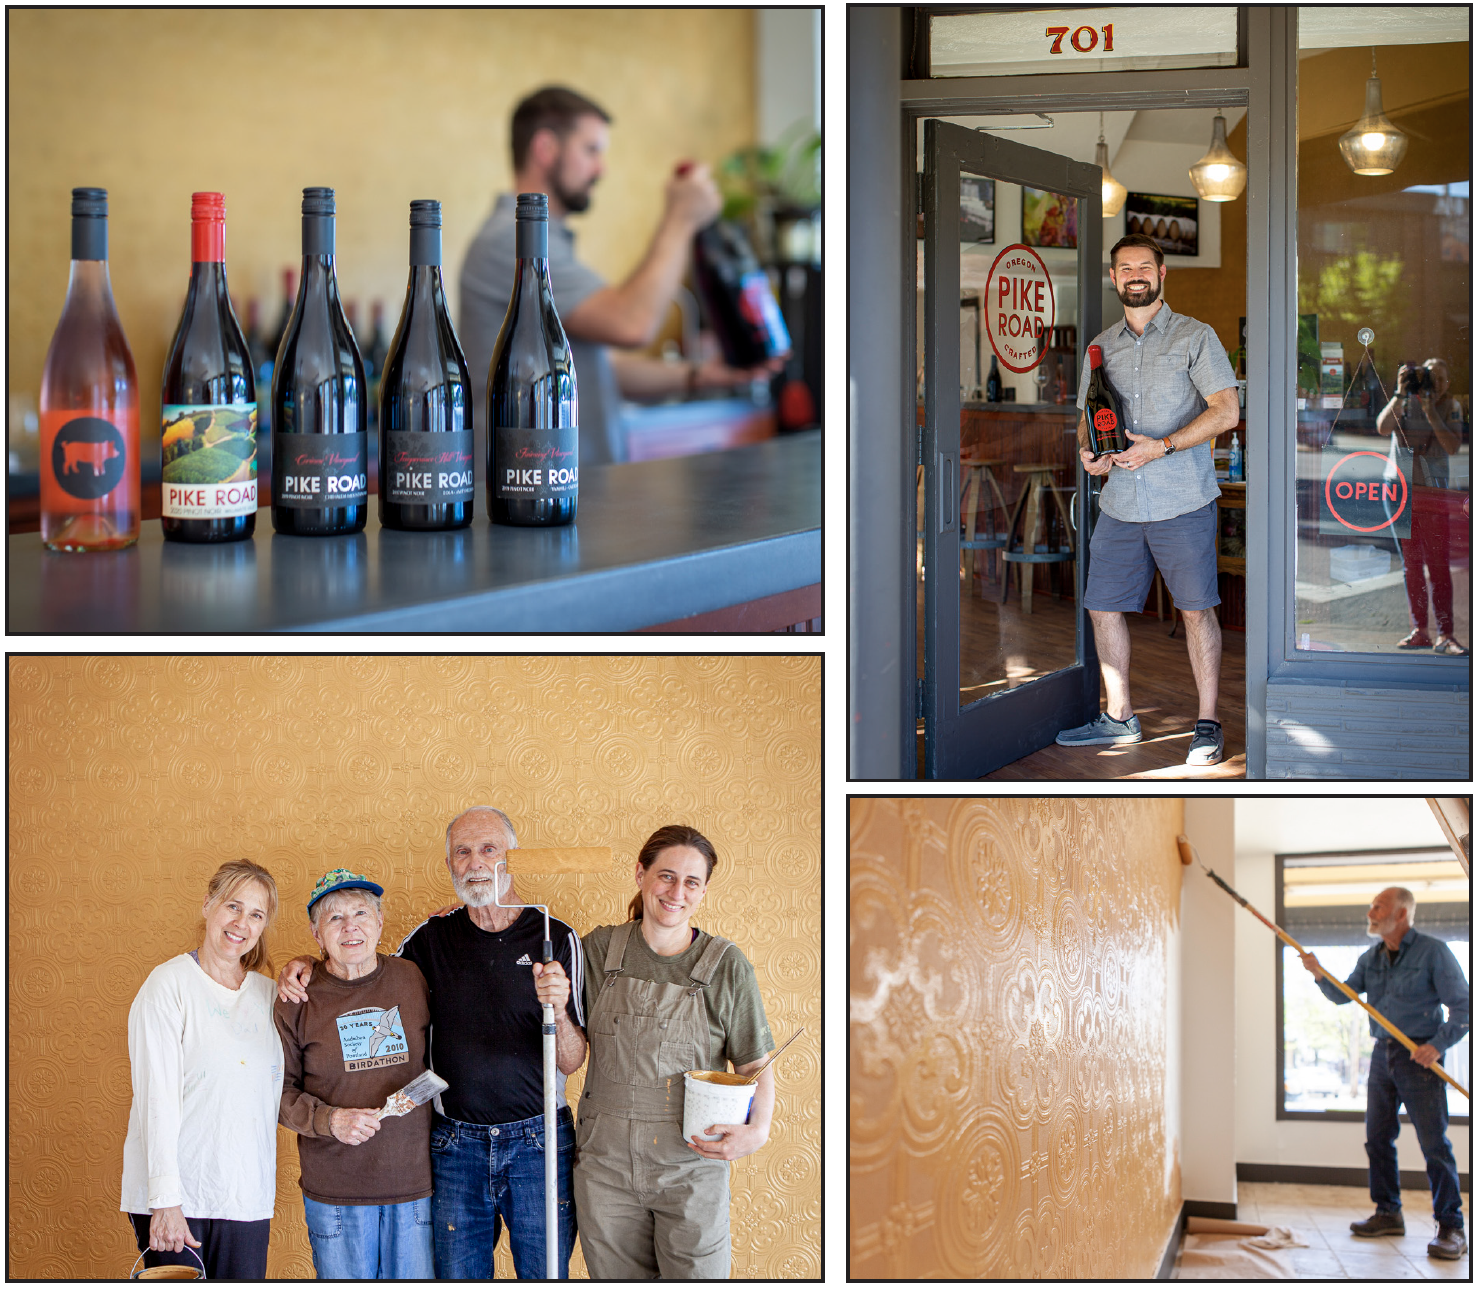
left=1400, top=362, right=1433, bottom=396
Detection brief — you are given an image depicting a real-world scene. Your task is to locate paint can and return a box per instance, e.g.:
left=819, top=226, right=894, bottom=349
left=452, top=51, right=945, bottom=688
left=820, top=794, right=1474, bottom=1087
left=682, top=1069, right=756, bottom=1143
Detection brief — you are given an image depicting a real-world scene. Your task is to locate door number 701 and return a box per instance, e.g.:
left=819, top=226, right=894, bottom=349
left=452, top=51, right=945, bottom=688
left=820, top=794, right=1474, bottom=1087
left=1046, top=25, right=1114, bottom=53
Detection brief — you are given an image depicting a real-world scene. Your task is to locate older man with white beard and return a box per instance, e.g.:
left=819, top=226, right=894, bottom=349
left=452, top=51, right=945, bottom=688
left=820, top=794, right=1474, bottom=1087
left=278, top=806, right=587, bottom=1279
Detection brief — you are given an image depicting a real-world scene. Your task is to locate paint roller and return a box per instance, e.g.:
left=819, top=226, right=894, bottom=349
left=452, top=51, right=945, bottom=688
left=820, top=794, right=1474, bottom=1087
left=1177, top=834, right=1470, bottom=1101
left=497, top=845, right=614, bottom=1279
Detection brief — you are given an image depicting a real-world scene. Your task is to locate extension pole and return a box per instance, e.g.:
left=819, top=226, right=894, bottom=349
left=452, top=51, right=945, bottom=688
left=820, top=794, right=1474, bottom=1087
left=1199, top=863, right=1469, bottom=1101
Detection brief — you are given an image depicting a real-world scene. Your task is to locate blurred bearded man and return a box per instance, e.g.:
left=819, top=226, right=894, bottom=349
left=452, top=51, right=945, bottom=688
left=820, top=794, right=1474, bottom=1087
left=459, top=85, right=776, bottom=469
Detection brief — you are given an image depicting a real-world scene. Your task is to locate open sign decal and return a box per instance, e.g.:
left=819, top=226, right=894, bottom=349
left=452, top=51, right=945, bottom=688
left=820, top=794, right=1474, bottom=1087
left=984, top=244, right=1054, bottom=374
left=1324, top=449, right=1408, bottom=533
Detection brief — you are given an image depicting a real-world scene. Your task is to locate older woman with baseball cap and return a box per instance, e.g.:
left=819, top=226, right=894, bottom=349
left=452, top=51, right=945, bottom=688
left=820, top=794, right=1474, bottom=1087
left=274, top=869, right=435, bottom=1279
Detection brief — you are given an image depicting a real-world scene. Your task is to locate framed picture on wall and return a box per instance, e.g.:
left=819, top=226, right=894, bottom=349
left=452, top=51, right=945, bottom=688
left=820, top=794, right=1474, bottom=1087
left=959, top=176, right=994, bottom=243
left=1021, top=187, right=1077, bottom=248
left=1125, top=192, right=1199, bottom=256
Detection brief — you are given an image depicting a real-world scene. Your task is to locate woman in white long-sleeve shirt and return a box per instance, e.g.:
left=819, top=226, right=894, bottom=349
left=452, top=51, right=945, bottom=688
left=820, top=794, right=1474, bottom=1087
left=120, top=860, right=284, bottom=1279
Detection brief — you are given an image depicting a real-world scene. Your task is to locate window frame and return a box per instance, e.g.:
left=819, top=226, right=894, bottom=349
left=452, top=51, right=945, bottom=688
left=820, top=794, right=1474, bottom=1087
left=1273, top=846, right=1471, bottom=1125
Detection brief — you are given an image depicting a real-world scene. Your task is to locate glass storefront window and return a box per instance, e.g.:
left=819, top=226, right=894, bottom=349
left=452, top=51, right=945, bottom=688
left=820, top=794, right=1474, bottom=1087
left=1294, top=12, right=1470, bottom=656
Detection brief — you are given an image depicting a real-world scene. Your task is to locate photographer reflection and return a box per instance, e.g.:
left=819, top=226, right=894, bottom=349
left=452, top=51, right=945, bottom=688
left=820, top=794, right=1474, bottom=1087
left=1377, top=358, right=1466, bottom=656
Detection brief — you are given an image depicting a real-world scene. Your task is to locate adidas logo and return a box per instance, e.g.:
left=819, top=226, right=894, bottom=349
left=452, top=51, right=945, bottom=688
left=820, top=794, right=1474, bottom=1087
left=515, top=954, right=532, bottom=966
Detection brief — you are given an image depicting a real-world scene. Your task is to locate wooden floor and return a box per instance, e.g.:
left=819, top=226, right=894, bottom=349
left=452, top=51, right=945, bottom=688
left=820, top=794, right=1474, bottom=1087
left=983, top=609, right=1247, bottom=780
left=917, top=574, right=1247, bottom=780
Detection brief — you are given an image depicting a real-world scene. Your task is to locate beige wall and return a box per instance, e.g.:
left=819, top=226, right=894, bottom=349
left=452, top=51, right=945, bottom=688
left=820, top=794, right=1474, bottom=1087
left=850, top=797, right=1185, bottom=1278
left=8, top=9, right=756, bottom=452
left=7, top=655, right=819, bottom=1279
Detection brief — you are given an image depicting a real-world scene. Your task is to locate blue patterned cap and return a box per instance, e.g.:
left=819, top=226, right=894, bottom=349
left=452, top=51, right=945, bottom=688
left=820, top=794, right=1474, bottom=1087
left=307, top=868, right=384, bottom=914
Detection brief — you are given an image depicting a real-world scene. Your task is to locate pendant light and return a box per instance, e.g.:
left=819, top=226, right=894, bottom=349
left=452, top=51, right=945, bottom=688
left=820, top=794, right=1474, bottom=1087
left=1188, top=111, right=1247, bottom=202
left=1096, top=113, right=1126, bottom=216
left=1339, top=48, right=1408, bottom=176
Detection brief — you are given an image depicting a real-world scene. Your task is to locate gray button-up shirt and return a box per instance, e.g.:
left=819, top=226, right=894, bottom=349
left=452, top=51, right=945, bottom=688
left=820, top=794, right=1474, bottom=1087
left=1076, top=301, right=1237, bottom=522
left=459, top=193, right=626, bottom=467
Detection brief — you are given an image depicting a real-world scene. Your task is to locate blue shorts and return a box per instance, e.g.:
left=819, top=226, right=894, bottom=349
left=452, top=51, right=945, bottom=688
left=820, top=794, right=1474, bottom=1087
left=1083, top=499, right=1219, bottom=612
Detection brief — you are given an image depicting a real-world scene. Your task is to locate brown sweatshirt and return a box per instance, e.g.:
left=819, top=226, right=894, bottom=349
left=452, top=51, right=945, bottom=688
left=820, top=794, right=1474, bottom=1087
left=274, top=954, right=433, bottom=1205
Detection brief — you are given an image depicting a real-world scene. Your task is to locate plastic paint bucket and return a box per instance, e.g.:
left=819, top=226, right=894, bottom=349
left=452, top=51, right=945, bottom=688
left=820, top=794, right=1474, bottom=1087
left=683, top=1069, right=757, bottom=1142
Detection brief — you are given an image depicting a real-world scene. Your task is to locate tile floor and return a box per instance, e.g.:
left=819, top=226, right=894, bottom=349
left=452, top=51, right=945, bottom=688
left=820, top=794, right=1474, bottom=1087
left=1176, top=1182, right=1471, bottom=1279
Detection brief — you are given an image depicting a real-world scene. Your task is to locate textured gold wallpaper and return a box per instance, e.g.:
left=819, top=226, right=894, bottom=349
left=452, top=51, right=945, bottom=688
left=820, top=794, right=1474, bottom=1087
left=8, top=655, right=820, bottom=1280
left=850, top=798, right=1184, bottom=1278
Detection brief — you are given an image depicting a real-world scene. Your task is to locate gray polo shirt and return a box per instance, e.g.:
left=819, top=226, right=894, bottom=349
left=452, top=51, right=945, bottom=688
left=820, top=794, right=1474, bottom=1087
left=458, top=193, right=625, bottom=467
left=1076, top=301, right=1237, bottom=523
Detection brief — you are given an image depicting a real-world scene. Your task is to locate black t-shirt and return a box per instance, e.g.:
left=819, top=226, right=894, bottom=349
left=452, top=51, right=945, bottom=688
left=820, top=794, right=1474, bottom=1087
left=395, top=906, right=584, bottom=1125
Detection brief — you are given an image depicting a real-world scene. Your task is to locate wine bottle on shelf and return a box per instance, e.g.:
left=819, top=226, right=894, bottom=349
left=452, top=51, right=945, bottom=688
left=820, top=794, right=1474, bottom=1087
left=487, top=192, right=578, bottom=527
left=39, top=186, right=140, bottom=551
left=270, top=267, right=295, bottom=361
left=985, top=353, right=1002, bottom=403
left=1085, top=344, right=1129, bottom=458
left=161, top=191, right=258, bottom=543
left=379, top=200, right=474, bottom=531
left=271, top=186, right=367, bottom=536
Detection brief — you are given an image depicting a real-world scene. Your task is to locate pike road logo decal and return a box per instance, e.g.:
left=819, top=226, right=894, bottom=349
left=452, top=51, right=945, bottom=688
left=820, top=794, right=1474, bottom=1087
left=336, top=1005, right=409, bottom=1072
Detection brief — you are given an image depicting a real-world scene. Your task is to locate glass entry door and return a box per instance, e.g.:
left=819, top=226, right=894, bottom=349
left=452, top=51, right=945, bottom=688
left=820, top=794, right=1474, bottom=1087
left=922, top=119, right=1102, bottom=778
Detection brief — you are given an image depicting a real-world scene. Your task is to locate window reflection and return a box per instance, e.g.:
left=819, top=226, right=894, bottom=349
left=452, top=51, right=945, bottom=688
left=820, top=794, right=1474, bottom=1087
left=1294, top=26, right=1469, bottom=656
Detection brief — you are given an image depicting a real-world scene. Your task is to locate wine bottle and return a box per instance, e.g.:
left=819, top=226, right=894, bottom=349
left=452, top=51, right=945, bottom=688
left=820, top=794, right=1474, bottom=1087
left=161, top=192, right=258, bottom=544
left=487, top=192, right=578, bottom=527
left=271, top=187, right=368, bottom=536
left=39, top=186, right=140, bottom=551
left=691, top=221, right=791, bottom=370
left=380, top=200, right=474, bottom=531
left=271, top=267, right=295, bottom=360
left=1085, top=344, right=1129, bottom=458
left=986, top=353, right=1002, bottom=403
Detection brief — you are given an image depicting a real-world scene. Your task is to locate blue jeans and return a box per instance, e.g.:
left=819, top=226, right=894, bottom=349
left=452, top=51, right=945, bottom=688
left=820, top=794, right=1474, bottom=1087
left=302, top=1195, right=434, bottom=1279
left=1365, top=1038, right=1464, bottom=1228
left=430, top=1108, right=576, bottom=1279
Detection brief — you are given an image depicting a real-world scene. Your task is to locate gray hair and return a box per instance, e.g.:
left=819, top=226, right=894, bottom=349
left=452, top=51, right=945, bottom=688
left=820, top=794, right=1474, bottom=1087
left=309, top=887, right=383, bottom=930
left=445, top=805, right=518, bottom=859
left=1391, top=887, right=1417, bottom=923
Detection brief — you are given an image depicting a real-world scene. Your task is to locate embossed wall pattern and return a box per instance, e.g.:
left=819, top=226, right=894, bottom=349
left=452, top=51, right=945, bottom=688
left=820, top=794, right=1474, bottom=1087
left=850, top=798, right=1184, bottom=1278
left=8, top=656, right=821, bottom=1279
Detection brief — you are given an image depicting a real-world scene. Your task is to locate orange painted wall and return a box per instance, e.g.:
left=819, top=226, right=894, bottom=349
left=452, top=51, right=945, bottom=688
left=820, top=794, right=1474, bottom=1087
left=850, top=797, right=1185, bottom=1278
left=8, top=655, right=820, bottom=1279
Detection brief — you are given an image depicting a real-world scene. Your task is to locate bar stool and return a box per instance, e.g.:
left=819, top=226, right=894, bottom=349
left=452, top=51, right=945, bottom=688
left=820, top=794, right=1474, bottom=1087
left=959, top=457, right=1008, bottom=588
left=1002, top=463, right=1075, bottom=613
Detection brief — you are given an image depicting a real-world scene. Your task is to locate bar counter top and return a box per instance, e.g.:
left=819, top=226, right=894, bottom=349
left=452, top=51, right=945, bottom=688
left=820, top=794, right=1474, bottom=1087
left=8, top=430, right=820, bottom=633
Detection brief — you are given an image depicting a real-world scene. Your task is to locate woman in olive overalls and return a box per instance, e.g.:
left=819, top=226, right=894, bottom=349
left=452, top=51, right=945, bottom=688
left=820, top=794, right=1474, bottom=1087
left=574, top=825, right=776, bottom=1279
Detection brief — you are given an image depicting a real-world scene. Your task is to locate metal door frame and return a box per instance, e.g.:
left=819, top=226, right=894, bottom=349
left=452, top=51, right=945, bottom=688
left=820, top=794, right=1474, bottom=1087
left=922, top=120, right=1101, bottom=778
left=903, top=12, right=1275, bottom=777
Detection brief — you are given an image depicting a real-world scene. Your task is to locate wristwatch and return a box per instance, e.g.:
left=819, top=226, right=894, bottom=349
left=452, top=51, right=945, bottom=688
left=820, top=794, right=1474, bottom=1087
left=1161, top=436, right=1176, bottom=455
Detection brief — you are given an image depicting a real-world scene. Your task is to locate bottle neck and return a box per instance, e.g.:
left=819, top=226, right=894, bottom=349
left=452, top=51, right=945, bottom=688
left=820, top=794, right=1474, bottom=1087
left=410, top=224, right=441, bottom=268
left=302, top=214, right=335, bottom=259
left=192, top=218, right=225, bottom=263
left=65, top=257, right=117, bottom=305
left=72, top=214, right=107, bottom=262
left=516, top=218, right=548, bottom=261
left=186, top=260, right=228, bottom=297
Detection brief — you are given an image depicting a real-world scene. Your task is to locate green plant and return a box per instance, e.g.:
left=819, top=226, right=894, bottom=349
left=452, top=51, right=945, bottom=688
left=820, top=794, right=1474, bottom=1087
left=717, top=120, right=821, bottom=222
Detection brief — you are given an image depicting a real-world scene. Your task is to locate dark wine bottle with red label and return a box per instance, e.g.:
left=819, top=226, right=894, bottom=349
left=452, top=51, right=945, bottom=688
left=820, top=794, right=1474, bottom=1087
left=271, top=187, right=367, bottom=536
left=487, top=192, right=577, bottom=527
left=379, top=200, right=474, bottom=531
left=161, top=192, right=258, bottom=543
left=1086, top=344, right=1128, bottom=457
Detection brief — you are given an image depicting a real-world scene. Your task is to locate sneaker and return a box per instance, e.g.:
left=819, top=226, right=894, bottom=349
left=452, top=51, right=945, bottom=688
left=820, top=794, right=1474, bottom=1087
left=1427, top=1225, right=1468, bottom=1260
left=1396, top=629, right=1432, bottom=649
left=1350, top=1212, right=1405, bottom=1237
left=1433, top=635, right=1468, bottom=656
left=1186, top=719, right=1224, bottom=766
left=1054, top=712, right=1142, bottom=747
